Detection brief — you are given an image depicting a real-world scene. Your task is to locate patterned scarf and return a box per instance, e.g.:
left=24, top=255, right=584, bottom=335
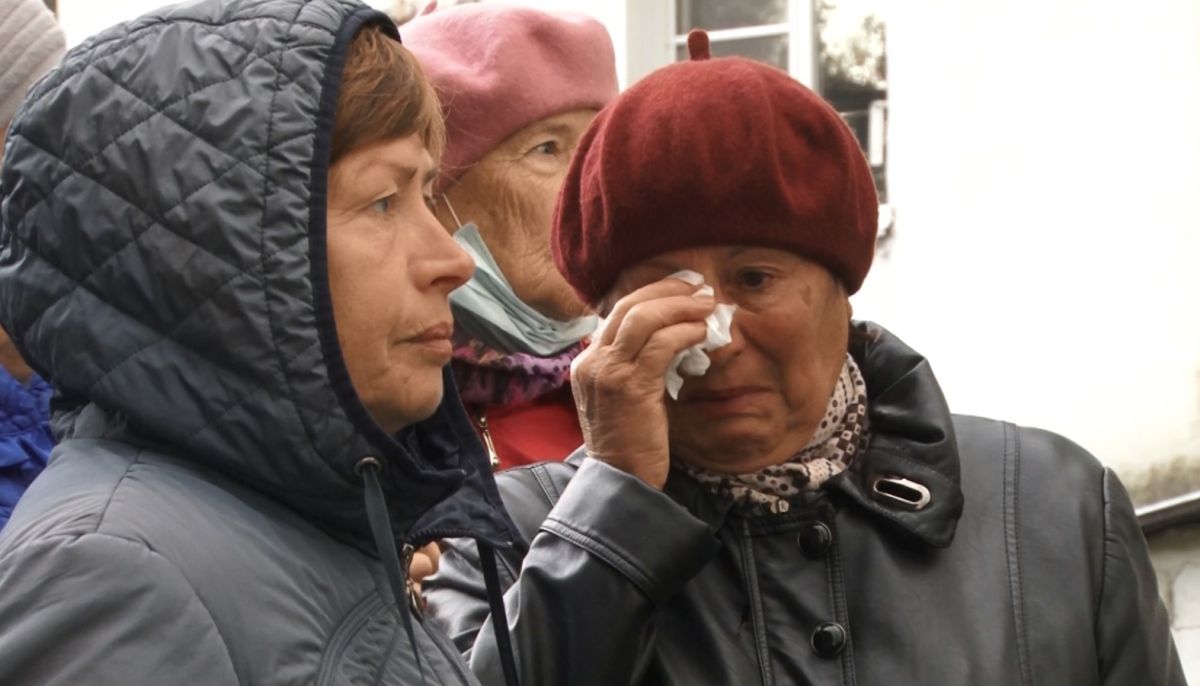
left=681, top=353, right=870, bottom=515
left=451, top=328, right=583, bottom=407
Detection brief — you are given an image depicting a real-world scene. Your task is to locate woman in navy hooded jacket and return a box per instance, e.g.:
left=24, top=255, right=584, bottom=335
left=0, top=1, right=531, bottom=683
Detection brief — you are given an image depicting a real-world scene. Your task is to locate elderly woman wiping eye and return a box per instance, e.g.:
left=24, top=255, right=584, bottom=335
left=423, top=30, right=1183, bottom=686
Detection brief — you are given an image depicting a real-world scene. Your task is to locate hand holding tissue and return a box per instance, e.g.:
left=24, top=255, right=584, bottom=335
left=665, top=270, right=737, bottom=399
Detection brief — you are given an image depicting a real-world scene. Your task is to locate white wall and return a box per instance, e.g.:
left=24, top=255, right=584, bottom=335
left=852, top=0, right=1200, bottom=477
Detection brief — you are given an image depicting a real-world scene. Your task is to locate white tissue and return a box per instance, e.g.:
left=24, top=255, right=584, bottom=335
left=665, top=270, right=736, bottom=400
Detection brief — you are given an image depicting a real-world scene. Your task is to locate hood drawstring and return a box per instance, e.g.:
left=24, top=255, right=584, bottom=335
left=356, top=457, right=427, bottom=686
left=355, top=456, right=522, bottom=686
left=479, top=541, right=522, bottom=686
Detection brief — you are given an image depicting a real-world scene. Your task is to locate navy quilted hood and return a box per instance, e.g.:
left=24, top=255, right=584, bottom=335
left=0, top=0, right=518, bottom=548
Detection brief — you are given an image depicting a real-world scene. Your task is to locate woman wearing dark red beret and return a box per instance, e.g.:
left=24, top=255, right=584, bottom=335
left=424, top=31, right=1184, bottom=686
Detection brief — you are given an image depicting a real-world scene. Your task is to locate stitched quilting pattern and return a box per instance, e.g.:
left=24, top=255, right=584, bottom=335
left=0, top=0, right=363, bottom=518
left=0, top=0, right=516, bottom=547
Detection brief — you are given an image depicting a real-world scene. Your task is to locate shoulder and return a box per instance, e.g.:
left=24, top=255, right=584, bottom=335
left=952, top=414, right=1107, bottom=520
left=0, top=441, right=243, bottom=682
left=1, top=438, right=377, bottom=681
left=3, top=437, right=352, bottom=578
left=951, top=414, right=1111, bottom=584
left=952, top=414, right=1105, bottom=492
left=1, top=438, right=143, bottom=551
left=0, top=522, right=240, bottom=684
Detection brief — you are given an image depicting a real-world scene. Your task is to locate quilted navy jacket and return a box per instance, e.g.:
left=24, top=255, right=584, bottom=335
left=0, top=1, right=520, bottom=683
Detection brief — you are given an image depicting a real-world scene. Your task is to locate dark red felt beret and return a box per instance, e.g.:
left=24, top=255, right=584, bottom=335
left=552, top=30, right=878, bottom=306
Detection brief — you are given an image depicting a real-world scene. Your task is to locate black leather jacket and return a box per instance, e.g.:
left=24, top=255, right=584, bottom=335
left=425, top=324, right=1184, bottom=685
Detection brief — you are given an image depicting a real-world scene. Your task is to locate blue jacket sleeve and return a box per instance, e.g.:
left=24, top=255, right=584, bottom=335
left=0, top=371, right=54, bottom=531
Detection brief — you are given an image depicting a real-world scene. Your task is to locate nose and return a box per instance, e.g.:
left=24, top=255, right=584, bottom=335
left=417, top=216, right=475, bottom=294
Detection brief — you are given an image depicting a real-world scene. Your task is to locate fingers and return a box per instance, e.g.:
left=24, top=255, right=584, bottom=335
left=633, top=319, right=710, bottom=373
left=573, top=318, right=709, bottom=400
left=408, top=551, right=435, bottom=585
left=610, top=295, right=714, bottom=361
left=598, top=276, right=708, bottom=346
left=420, top=542, right=440, bottom=570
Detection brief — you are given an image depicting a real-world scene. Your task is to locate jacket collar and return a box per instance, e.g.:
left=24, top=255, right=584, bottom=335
left=825, top=321, right=964, bottom=547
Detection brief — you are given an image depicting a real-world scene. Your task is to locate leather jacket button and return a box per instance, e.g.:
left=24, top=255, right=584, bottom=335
left=797, top=521, right=833, bottom=558
left=810, top=621, right=847, bottom=658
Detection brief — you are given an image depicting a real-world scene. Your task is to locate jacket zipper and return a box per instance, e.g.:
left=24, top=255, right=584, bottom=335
left=476, top=411, right=501, bottom=469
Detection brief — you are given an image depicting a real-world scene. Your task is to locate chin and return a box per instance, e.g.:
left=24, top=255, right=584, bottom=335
left=405, top=388, right=446, bottom=423
left=673, top=421, right=774, bottom=461
left=372, top=387, right=445, bottom=434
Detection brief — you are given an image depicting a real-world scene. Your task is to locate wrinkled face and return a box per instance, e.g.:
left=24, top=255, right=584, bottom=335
left=608, top=246, right=851, bottom=473
left=438, top=109, right=598, bottom=320
left=327, top=135, right=474, bottom=434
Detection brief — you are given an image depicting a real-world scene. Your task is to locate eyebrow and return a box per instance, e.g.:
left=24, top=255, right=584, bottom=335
left=638, top=246, right=743, bottom=271
left=728, top=246, right=753, bottom=258
left=534, top=122, right=574, bottom=137
left=514, top=121, right=576, bottom=147
left=357, top=159, right=438, bottom=188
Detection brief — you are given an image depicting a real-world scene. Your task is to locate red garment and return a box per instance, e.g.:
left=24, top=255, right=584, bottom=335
left=468, top=385, right=582, bottom=470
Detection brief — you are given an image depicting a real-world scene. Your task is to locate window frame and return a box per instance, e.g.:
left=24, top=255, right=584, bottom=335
left=668, top=0, right=814, bottom=86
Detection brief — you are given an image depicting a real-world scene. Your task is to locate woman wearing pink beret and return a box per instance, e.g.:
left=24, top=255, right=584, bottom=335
left=425, top=31, right=1184, bottom=686
left=402, top=3, right=618, bottom=471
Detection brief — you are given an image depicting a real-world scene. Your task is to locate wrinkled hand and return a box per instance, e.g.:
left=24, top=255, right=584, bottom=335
left=408, top=542, right=440, bottom=594
left=570, top=277, right=715, bottom=490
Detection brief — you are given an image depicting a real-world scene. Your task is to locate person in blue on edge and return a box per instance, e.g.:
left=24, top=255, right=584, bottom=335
left=0, top=0, right=66, bottom=530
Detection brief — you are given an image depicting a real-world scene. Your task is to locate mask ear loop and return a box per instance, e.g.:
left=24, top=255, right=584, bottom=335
left=441, top=193, right=465, bottom=229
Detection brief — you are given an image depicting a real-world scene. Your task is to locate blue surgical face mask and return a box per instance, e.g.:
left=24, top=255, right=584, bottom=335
left=443, top=196, right=597, bottom=357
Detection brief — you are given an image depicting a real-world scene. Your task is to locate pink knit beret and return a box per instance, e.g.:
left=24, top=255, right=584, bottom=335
left=401, top=3, right=618, bottom=189
left=553, top=31, right=878, bottom=305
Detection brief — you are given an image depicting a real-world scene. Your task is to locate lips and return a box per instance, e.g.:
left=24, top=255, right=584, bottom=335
left=410, top=322, right=453, bottom=343
left=404, top=322, right=454, bottom=359
left=683, top=386, right=769, bottom=403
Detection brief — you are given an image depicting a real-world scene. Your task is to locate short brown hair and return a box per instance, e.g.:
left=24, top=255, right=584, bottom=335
left=330, top=27, right=444, bottom=164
